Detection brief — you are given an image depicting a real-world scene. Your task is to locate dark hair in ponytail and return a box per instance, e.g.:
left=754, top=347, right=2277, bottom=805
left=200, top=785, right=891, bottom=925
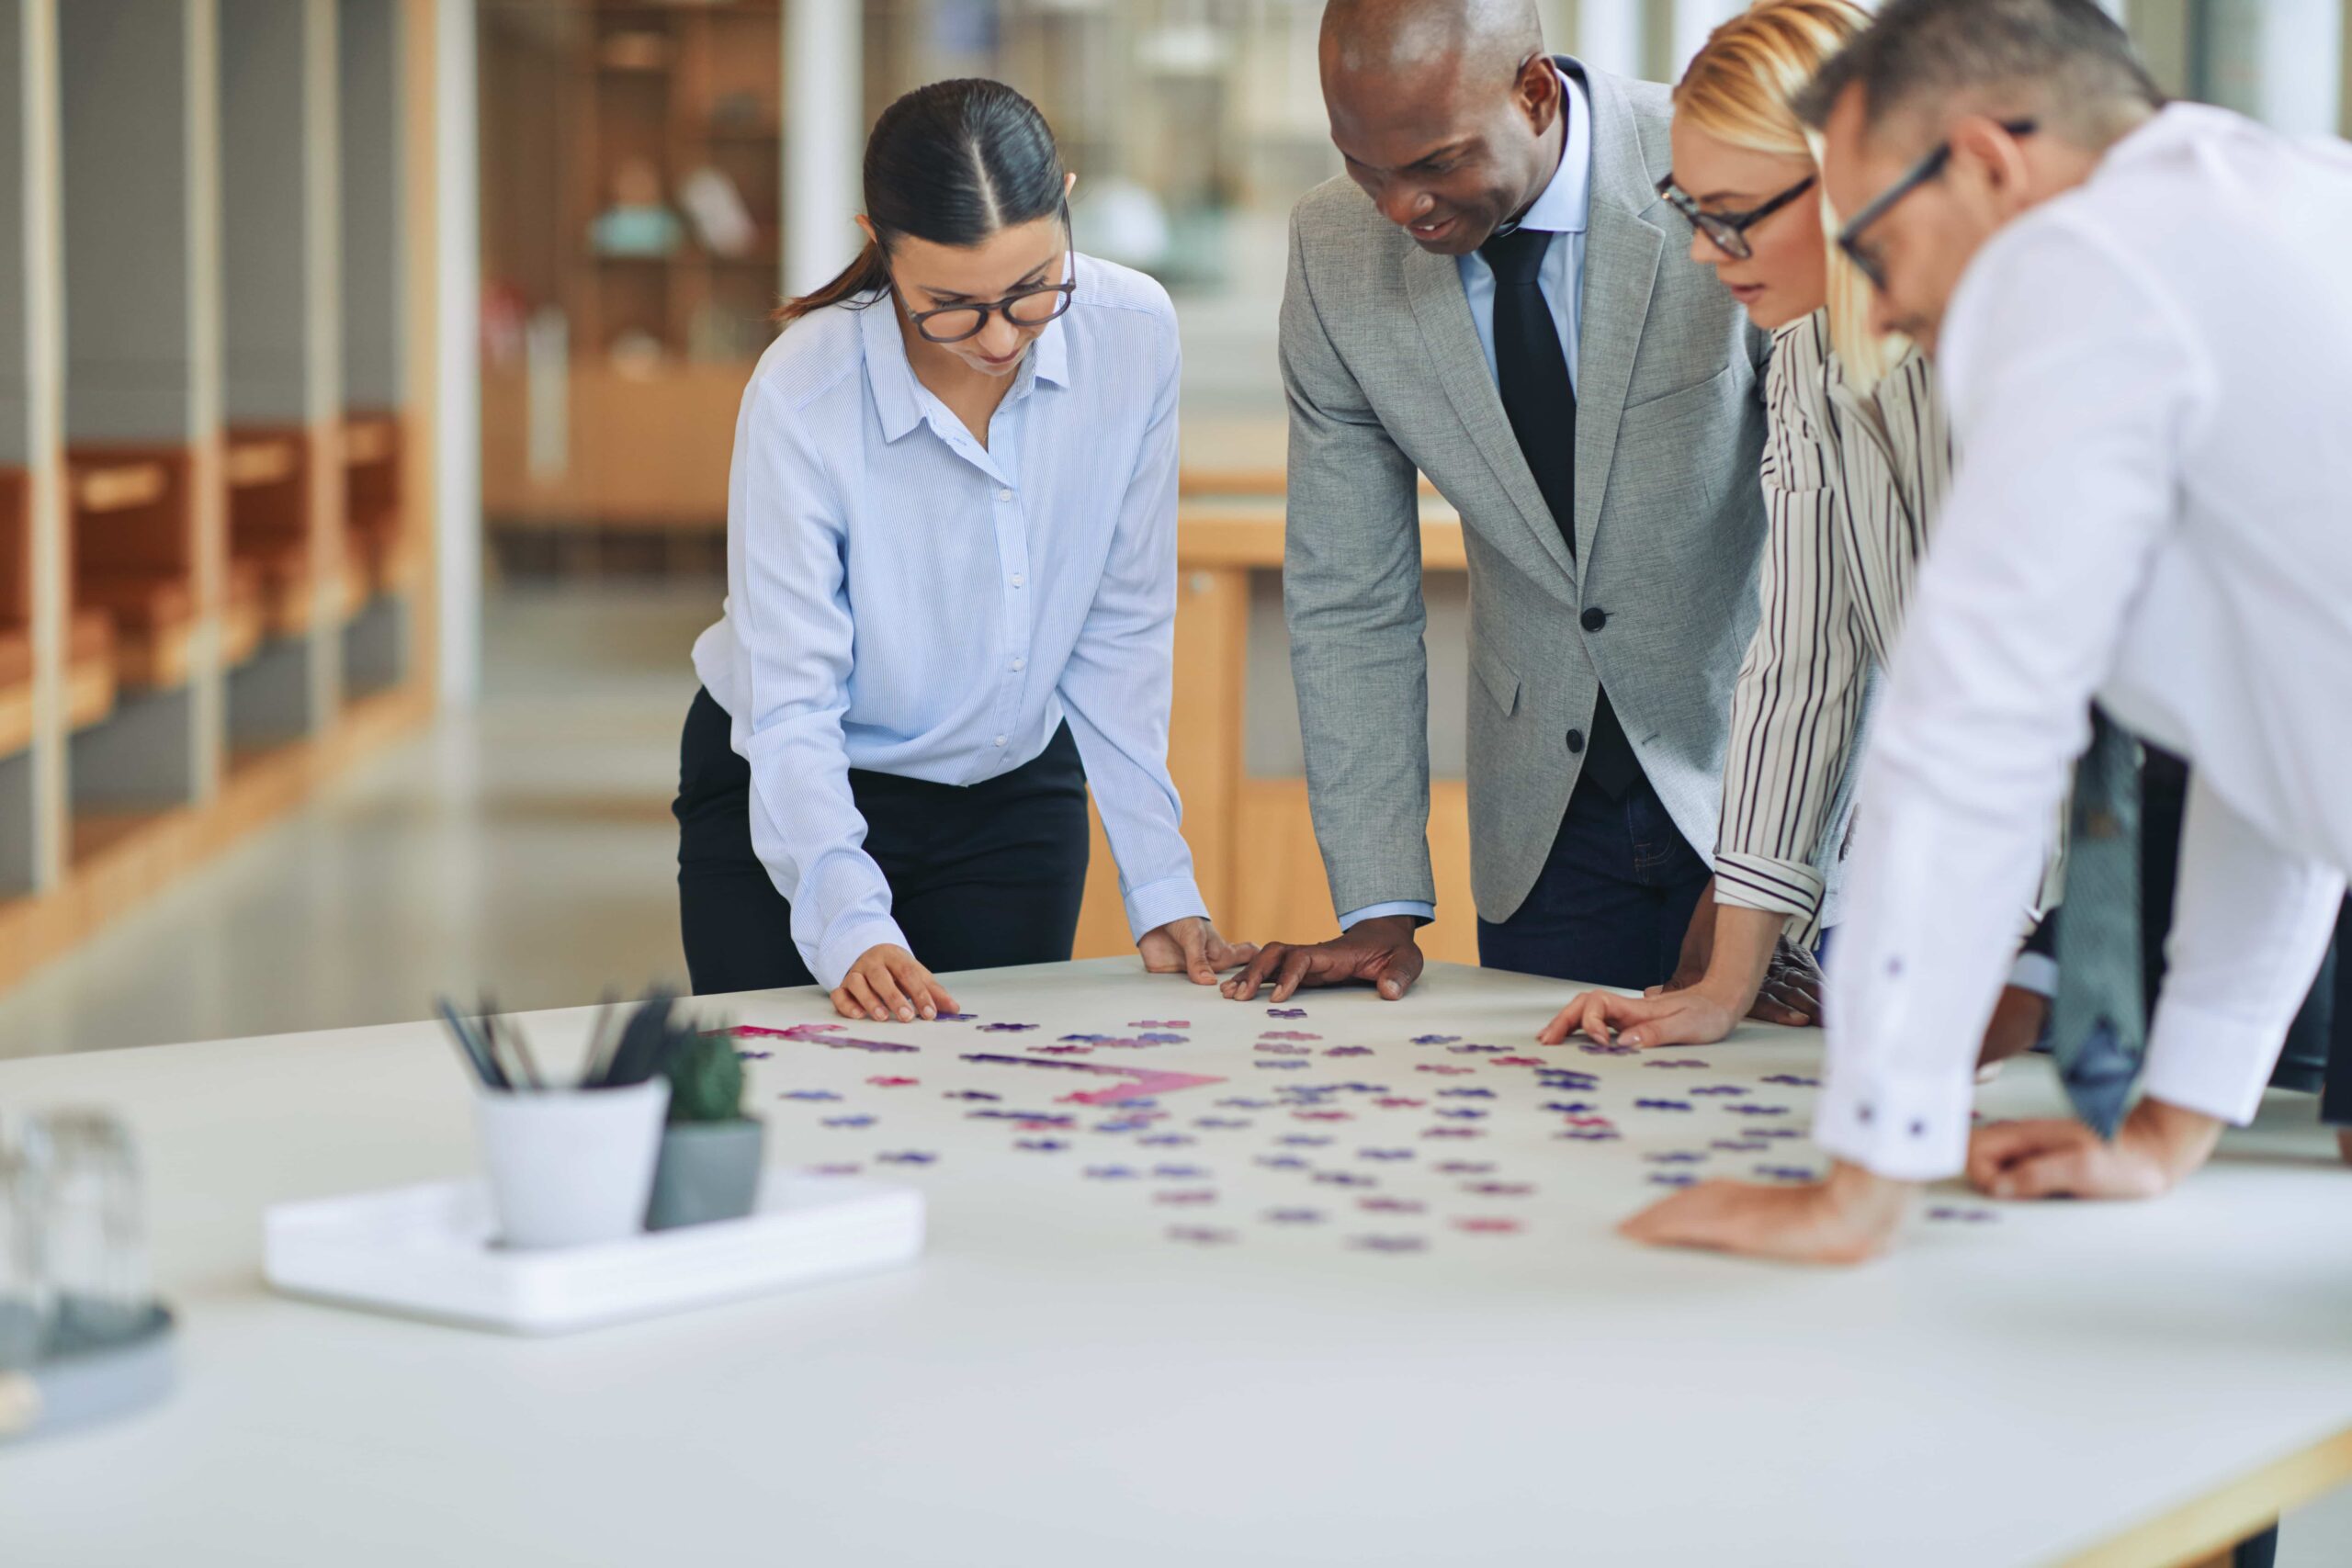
left=776, top=79, right=1067, bottom=328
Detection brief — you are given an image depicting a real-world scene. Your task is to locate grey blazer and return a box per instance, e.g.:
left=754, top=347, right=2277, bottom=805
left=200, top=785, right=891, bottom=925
left=1279, top=59, right=1771, bottom=924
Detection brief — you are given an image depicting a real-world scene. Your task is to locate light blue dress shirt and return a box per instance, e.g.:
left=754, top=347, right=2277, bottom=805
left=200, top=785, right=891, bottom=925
left=1340, top=66, right=1594, bottom=934
left=692, top=254, right=1207, bottom=987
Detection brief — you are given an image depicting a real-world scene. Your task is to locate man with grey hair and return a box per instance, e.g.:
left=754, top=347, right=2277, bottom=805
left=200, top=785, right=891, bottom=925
left=1623, top=0, right=2352, bottom=1265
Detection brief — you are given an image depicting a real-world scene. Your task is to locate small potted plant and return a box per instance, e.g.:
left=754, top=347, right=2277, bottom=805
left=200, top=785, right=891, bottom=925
left=644, top=1031, right=766, bottom=1231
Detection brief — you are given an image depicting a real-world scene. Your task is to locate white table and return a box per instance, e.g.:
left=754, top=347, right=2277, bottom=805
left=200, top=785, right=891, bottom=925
left=2, top=958, right=2347, bottom=1567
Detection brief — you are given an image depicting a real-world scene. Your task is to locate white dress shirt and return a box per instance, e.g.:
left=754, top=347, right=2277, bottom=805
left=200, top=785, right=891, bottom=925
left=1818, top=104, right=2352, bottom=1179
left=692, top=254, right=1207, bottom=989
left=1340, top=63, right=1592, bottom=934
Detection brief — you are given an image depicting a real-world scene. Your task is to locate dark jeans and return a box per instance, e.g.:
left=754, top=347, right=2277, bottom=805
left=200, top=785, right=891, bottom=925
left=673, top=688, right=1091, bottom=996
left=1476, top=772, right=1711, bottom=990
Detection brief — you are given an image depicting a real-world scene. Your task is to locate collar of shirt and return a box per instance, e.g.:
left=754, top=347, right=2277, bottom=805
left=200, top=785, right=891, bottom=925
left=857, top=279, right=1074, bottom=446
left=1510, top=64, right=1592, bottom=239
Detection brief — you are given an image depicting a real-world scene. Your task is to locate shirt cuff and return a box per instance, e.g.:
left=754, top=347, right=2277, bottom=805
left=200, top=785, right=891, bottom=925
left=1810, top=1061, right=1977, bottom=1182
left=1713, top=853, right=1826, bottom=923
left=1123, top=874, right=1210, bottom=944
left=2136, top=992, right=2290, bottom=1129
left=2005, top=952, right=2061, bottom=999
left=813, top=916, right=913, bottom=994
left=1340, top=901, right=1435, bottom=931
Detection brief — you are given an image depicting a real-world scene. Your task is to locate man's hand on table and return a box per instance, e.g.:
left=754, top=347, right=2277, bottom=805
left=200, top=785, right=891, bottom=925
left=1220, top=916, right=1425, bottom=1002
left=1620, top=1161, right=1909, bottom=1264
left=1966, top=1099, right=2222, bottom=1200
left=1620, top=1102, right=2229, bottom=1263
left=1138, top=917, right=1260, bottom=985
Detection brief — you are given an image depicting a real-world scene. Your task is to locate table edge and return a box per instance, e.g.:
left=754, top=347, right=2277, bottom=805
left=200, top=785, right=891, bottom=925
left=2051, top=1425, right=2352, bottom=1568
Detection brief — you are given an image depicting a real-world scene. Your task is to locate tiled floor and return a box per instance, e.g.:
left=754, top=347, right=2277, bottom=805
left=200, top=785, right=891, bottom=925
left=2, top=584, right=2347, bottom=1562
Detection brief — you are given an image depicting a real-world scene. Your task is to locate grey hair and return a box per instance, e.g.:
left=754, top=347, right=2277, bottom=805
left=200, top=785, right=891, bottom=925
left=1793, top=0, right=2162, bottom=152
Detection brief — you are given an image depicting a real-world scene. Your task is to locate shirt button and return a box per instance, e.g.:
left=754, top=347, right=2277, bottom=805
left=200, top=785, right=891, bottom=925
left=1581, top=606, right=1608, bottom=632
left=1011, top=658, right=1026, bottom=671
left=1011, top=573, right=1025, bottom=588
left=996, top=488, right=1013, bottom=502
left=993, top=735, right=1007, bottom=748
left=1565, top=729, right=1586, bottom=754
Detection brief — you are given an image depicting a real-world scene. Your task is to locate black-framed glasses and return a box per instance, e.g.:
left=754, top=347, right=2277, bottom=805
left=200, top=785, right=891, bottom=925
left=899, top=204, right=1077, bottom=344
left=1655, top=172, right=1816, bottom=261
left=1837, top=118, right=2038, bottom=290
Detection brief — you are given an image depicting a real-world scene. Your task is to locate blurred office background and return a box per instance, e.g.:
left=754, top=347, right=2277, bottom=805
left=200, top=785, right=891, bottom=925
left=4, top=0, right=2351, bottom=1064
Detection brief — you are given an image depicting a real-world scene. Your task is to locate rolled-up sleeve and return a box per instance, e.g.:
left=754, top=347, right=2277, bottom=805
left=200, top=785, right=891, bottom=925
left=728, top=374, right=907, bottom=988
left=1054, top=314, right=1208, bottom=942
left=1714, top=327, right=1875, bottom=941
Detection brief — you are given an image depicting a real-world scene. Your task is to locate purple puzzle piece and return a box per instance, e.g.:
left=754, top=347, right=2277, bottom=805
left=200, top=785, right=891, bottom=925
left=1348, top=1234, right=1426, bottom=1253
left=1167, top=1225, right=1237, bottom=1245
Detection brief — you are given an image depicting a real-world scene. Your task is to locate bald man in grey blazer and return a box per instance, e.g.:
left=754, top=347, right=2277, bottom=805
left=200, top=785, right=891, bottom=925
left=1228, top=0, right=1815, bottom=1006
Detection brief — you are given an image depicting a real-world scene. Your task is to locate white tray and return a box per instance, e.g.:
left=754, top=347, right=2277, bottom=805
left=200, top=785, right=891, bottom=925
left=264, top=1171, right=923, bottom=1335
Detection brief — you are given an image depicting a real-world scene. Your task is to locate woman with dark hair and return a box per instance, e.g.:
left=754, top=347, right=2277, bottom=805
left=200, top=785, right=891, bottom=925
left=674, top=79, right=1253, bottom=1022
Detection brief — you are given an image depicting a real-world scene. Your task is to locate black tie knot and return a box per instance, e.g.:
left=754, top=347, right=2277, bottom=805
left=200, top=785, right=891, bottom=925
left=1479, top=224, right=1551, bottom=287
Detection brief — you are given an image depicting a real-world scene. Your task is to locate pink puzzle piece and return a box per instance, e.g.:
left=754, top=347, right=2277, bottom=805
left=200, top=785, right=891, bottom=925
left=952, top=1052, right=1225, bottom=1106
left=736, top=1023, right=918, bottom=1055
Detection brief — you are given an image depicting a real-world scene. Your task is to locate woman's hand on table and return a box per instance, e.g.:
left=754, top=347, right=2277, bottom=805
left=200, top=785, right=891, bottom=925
left=1139, top=918, right=1260, bottom=986
left=832, top=945, right=960, bottom=1023
left=1536, top=980, right=1747, bottom=1050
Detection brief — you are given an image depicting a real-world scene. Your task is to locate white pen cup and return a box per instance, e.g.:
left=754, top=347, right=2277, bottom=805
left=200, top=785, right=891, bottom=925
left=473, top=1079, right=670, bottom=1250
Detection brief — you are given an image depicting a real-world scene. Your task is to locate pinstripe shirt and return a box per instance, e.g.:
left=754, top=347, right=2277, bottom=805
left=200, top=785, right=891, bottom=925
left=1713, top=310, right=1945, bottom=940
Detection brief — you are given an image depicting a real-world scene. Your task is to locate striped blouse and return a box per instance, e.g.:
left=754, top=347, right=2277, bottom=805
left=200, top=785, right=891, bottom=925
left=1713, top=310, right=1946, bottom=940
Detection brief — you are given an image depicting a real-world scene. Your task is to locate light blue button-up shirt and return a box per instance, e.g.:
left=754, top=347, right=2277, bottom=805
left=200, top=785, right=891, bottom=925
left=692, top=254, right=1207, bottom=987
left=1342, top=65, right=1594, bottom=934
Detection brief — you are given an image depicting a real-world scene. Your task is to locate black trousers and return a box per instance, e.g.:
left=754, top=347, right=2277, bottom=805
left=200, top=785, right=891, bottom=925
left=673, top=688, right=1091, bottom=996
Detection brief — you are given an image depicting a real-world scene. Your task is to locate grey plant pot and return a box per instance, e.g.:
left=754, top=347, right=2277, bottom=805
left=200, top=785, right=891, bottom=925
left=646, top=1117, right=766, bottom=1231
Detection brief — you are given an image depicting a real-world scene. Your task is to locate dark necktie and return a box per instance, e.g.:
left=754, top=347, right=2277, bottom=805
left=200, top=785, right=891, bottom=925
left=2049, top=708, right=2147, bottom=1138
left=1479, top=224, right=1636, bottom=797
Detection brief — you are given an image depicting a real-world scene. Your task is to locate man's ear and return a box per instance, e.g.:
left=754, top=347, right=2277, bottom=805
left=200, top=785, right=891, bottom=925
left=1948, top=115, right=2033, bottom=211
left=1515, top=51, right=1561, bottom=134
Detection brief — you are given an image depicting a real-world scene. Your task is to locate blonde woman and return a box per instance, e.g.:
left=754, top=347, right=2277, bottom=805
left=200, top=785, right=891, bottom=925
left=1542, top=0, right=2052, bottom=1054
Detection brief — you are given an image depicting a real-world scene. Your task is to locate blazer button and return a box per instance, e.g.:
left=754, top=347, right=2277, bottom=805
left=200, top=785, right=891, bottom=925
left=1566, top=729, right=1586, bottom=754
left=1581, top=606, right=1608, bottom=632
